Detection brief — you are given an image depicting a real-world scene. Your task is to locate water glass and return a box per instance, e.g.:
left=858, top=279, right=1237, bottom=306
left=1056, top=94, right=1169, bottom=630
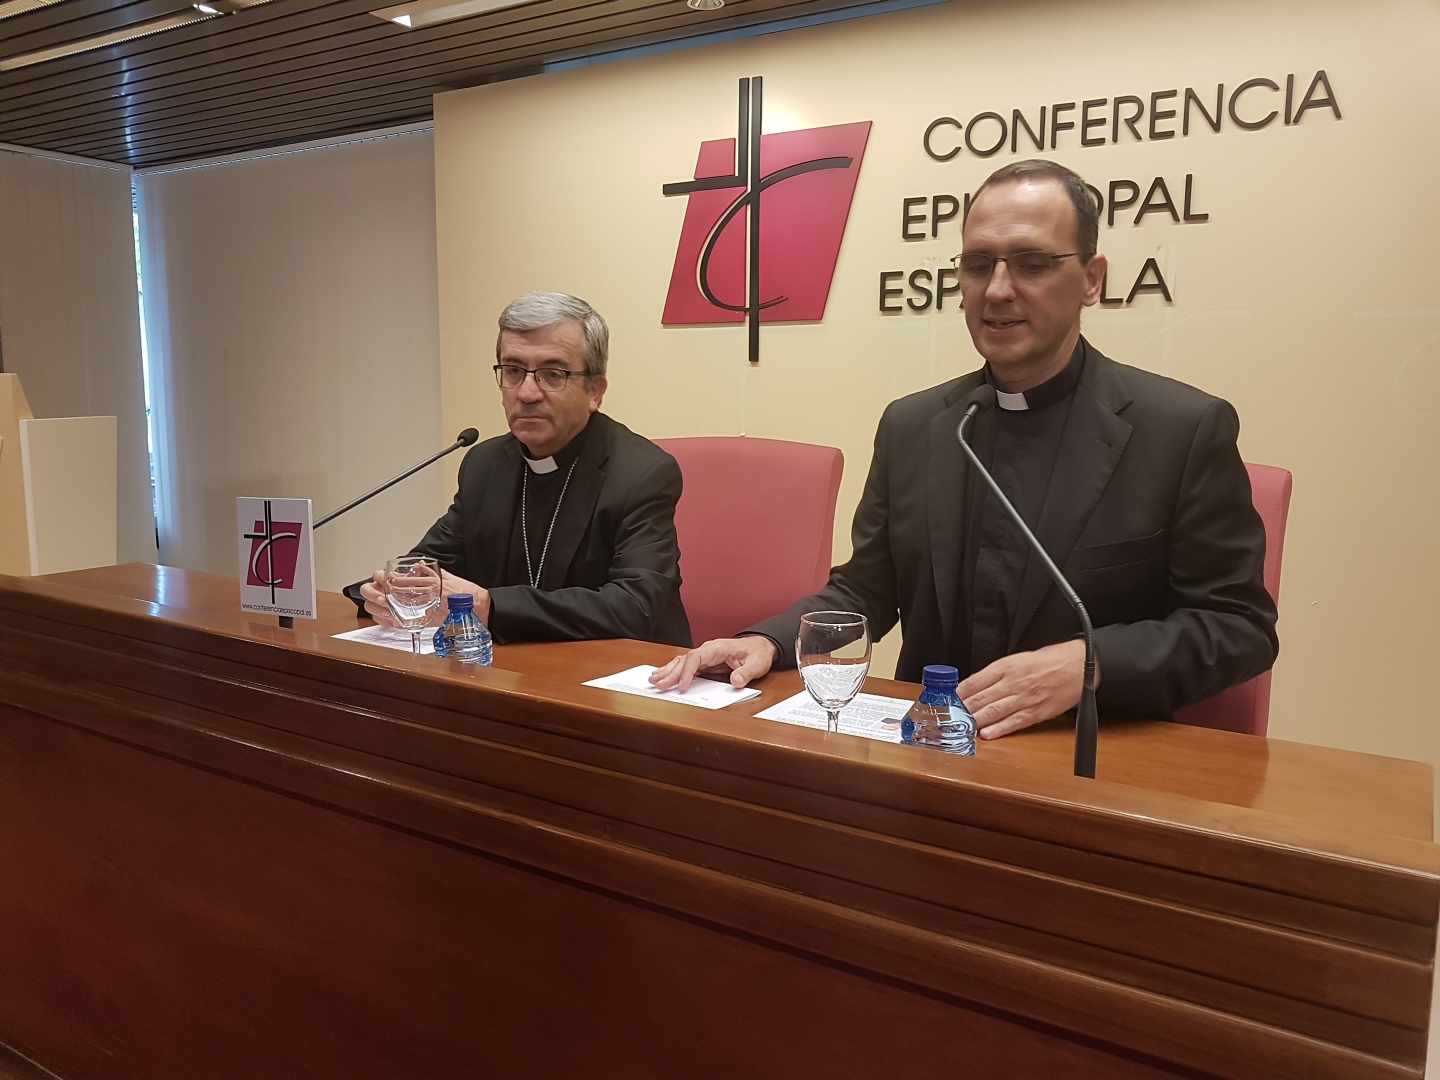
left=796, top=611, right=872, bottom=732
left=385, top=555, right=442, bottom=654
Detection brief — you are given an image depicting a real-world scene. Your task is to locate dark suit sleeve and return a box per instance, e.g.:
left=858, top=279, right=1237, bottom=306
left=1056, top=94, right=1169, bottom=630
left=747, top=405, right=902, bottom=667
left=1091, top=399, right=1279, bottom=714
left=487, top=455, right=689, bottom=645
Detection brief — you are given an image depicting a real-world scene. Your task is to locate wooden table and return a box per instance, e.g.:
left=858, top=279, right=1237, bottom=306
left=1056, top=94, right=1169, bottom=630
left=0, top=564, right=1435, bottom=1079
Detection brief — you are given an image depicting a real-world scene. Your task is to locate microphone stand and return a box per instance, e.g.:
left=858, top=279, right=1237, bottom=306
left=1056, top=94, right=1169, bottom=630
left=958, top=403, right=1098, bottom=778
left=314, top=432, right=476, bottom=531
left=275, top=429, right=479, bottom=630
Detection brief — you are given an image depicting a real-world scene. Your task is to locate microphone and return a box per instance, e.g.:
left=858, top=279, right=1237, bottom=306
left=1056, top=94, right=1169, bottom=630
left=315, top=428, right=479, bottom=530
left=957, top=387, right=1098, bottom=779
left=274, top=429, right=478, bottom=630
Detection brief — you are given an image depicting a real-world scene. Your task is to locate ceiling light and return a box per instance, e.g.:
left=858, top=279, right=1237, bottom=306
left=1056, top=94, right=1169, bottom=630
left=0, top=0, right=66, bottom=20
left=370, top=0, right=527, bottom=30
left=0, top=10, right=216, bottom=71
left=192, top=0, right=266, bottom=13
left=686, top=0, right=725, bottom=9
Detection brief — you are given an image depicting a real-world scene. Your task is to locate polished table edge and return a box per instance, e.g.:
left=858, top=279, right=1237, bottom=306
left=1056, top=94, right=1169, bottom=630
left=7, top=564, right=1436, bottom=880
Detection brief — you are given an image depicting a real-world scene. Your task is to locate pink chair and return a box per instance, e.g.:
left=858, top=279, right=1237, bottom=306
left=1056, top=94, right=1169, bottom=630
left=1174, top=462, right=1293, bottom=735
left=656, top=437, right=843, bottom=647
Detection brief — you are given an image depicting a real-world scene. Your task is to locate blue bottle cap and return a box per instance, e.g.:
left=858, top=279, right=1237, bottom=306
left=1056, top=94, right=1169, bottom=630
left=921, top=664, right=960, bottom=689
left=446, top=593, right=474, bottom=613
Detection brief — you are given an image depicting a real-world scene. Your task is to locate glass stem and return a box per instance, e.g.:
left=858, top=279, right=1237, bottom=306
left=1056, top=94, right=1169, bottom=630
left=826, top=708, right=840, bottom=732
left=411, top=631, right=421, bottom=655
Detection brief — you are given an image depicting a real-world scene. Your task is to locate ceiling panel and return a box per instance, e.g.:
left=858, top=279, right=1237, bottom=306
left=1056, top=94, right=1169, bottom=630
left=0, top=0, right=883, bottom=166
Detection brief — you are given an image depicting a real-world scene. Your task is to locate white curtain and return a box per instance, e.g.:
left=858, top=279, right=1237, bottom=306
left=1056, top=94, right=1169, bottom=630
left=135, top=128, right=446, bottom=593
left=0, top=146, right=157, bottom=566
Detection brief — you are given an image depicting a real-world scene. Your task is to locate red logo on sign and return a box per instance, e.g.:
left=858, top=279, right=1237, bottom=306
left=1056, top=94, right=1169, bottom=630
left=244, top=519, right=302, bottom=589
left=662, top=77, right=870, bottom=361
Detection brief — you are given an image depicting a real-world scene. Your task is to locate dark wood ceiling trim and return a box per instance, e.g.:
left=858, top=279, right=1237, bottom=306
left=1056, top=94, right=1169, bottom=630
left=0, top=0, right=148, bottom=45
left=120, top=0, right=882, bottom=165
left=128, top=103, right=433, bottom=163
left=118, top=91, right=435, bottom=154
left=0, top=0, right=204, bottom=60
left=55, top=66, right=463, bottom=147
left=0, top=0, right=381, bottom=92
left=3, top=18, right=401, bottom=136
left=0, top=0, right=681, bottom=132
left=65, top=83, right=436, bottom=152
left=0, top=0, right=612, bottom=99
left=0, top=0, right=897, bottom=166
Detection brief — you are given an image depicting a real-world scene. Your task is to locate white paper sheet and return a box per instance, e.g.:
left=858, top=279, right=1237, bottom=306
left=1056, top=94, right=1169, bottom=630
left=583, top=665, right=762, bottom=710
left=754, top=690, right=914, bottom=743
left=333, top=623, right=436, bottom=655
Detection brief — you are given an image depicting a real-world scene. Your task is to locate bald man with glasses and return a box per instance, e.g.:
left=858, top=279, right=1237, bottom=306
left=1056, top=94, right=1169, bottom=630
left=359, top=291, right=691, bottom=647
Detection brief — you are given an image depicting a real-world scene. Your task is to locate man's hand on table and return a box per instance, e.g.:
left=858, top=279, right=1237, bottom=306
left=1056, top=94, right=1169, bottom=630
left=959, top=639, right=1086, bottom=740
left=651, top=635, right=1086, bottom=742
left=649, top=636, right=780, bottom=692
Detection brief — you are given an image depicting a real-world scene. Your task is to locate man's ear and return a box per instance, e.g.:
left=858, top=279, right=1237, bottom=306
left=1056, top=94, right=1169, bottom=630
left=587, top=376, right=608, bottom=412
left=1080, top=253, right=1108, bottom=308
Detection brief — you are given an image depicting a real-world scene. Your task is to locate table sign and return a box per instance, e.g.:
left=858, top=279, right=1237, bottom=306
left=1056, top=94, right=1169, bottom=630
left=237, top=496, right=316, bottom=620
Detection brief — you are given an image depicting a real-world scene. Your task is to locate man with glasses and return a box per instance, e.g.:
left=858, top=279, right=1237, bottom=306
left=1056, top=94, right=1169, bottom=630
left=360, top=291, right=691, bottom=646
left=653, top=159, right=1276, bottom=737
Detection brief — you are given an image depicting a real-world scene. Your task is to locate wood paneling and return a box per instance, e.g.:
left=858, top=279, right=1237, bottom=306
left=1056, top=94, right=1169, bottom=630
left=0, top=0, right=882, bottom=165
left=0, top=564, right=1435, bottom=1079
left=0, top=1039, right=57, bottom=1080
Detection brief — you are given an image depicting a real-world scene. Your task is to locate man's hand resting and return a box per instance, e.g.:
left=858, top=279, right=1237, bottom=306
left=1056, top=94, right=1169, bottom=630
left=957, top=639, right=1086, bottom=740
left=649, top=636, right=780, bottom=692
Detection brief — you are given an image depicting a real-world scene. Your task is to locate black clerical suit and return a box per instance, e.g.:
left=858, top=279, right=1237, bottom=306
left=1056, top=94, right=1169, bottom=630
left=409, top=412, right=691, bottom=647
left=750, top=339, right=1278, bottom=718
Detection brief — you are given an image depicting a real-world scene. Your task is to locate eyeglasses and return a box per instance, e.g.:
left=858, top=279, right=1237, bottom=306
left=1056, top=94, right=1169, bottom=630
left=951, top=250, right=1078, bottom=280
left=492, top=364, right=589, bottom=392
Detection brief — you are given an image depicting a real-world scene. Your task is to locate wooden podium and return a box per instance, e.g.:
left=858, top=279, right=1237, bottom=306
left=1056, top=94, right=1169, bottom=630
left=0, top=565, right=1435, bottom=1079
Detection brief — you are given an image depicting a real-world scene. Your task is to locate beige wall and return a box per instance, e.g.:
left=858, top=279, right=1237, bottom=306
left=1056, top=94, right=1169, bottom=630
left=434, top=0, right=1440, bottom=761
left=0, top=149, right=157, bottom=568
left=137, top=130, right=446, bottom=594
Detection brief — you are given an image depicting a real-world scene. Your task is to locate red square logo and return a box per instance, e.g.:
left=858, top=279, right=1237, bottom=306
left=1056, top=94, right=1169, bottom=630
left=662, top=78, right=870, bottom=361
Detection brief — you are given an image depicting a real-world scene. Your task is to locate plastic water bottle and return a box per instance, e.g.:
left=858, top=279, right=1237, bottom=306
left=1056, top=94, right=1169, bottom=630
left=900, top=664, right=976, bottom=756
left=432, top=593, right=492, bottom=665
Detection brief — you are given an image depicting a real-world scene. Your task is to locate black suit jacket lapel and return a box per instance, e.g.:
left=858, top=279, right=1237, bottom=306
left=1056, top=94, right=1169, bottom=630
left=471, top=439, right=523, bottom=587
left=536, top=415, right=609, bottom=591
left=1006, top=346, right=1134, bottom=652
left=928, top=372, right=985, bottom=658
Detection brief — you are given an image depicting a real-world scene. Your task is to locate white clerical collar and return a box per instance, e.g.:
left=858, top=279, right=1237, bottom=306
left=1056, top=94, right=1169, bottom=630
left=524, top=454, right=559, bottom=474
left=995, top=388, right=1029, bottom=411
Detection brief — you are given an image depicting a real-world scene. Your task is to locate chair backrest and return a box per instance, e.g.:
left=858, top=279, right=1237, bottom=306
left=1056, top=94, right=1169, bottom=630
left=1174, top=462, right=1293, bottom=735
left=656, top=436, right=843, bottom=647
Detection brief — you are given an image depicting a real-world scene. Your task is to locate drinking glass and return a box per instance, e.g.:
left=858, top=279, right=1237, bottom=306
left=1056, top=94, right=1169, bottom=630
left=385, top=555, right=442, bottom=654
left=797, top=611, right=872, bottom=732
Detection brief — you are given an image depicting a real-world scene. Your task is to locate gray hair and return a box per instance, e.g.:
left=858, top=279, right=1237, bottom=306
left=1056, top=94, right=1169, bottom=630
left=970, top=159, right=1100, bottom=263
left=496, top=292, right=610, bottom=377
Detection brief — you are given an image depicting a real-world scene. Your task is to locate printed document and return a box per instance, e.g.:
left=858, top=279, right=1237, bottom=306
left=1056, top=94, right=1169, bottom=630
left=333, top=624, right=437, bottom=655
left=754, top=691, right=914, bottom=743
left=584, top=665, right=762, bottom=710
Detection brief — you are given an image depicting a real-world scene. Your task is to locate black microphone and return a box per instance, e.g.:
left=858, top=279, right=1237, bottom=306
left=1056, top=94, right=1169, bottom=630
left=272, top=429, right=479, bottom=630
left=306, top=428, right=478, bottom=630
left=315, top=428, right=479, bottom=530
left=957, top=387, right=1098, bottom=779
